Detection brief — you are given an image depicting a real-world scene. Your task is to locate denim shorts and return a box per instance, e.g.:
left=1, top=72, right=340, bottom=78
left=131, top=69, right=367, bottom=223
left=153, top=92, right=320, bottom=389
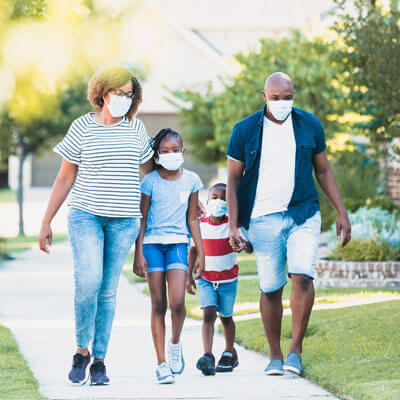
left=197, top=278, right=238, bottom=317
left=143, top=243, right=188, bottom=273
left=247, top=211, right=321, bottom=293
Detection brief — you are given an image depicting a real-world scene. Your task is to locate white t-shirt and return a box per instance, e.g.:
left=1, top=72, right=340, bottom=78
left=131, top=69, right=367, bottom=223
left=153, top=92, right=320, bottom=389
left=251, top=114, right=296, bottom=219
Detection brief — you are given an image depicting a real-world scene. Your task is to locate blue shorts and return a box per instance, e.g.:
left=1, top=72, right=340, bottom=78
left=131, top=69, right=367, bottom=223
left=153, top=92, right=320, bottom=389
left=143, top=243, right=188, bottom=273
left=247, top=211, right=321, bottom=293
left=197, top=278, right=238, bottom=317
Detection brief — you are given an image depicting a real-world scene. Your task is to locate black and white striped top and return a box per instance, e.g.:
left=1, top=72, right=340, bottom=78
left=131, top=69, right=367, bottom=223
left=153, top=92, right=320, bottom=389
left=54, top=113, right=154, bottom=218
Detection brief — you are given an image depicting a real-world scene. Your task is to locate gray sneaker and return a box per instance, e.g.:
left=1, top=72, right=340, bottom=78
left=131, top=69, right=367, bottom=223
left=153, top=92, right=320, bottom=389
left=156, top=362, right=175, bottom=384
left=168, top=341, right=185, bottom=374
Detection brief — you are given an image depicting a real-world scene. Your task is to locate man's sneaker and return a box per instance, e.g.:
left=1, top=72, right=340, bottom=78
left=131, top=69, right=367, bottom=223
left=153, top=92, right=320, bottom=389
left=196, top=353, right=216, bottom=376
left=68, top=352, right=91, bottom=384
left=89, top=361, right=110, bottom=385
left=283, top=352, right=302, bottom=375
left=264, top=358, right=284, bottom=375
left=168, top=341, right=185, bottom=374
left=156, top=362, right=175, bottom=384
left=216, top=349, right=239, bottom=373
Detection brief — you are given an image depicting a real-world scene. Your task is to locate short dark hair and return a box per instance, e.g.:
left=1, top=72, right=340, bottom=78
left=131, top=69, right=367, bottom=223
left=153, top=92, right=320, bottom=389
left=151, top=128, right=183, bottom=164
left=209, top=182, right=226, bottom=194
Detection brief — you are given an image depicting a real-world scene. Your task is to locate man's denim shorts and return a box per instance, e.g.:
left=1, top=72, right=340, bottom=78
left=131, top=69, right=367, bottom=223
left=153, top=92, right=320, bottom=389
left=247, top=211, right=321, bottom=293
left=197, top=278, right=238, bottom=317
left=143, top=243, right=188, bottom=273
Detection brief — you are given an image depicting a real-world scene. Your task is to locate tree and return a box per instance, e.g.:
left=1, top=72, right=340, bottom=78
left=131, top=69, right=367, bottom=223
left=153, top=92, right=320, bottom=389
left=171, top=31, right=349, bottom=164
left=334, top=0, right=400, bottom=146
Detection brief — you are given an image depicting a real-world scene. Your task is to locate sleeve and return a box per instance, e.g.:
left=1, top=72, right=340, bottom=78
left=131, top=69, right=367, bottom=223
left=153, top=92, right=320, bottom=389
left=140, top=174, right=153, bottom=197
left=312, top=116, right=327, bottom=155
left=138, top=121, right=154, bottom=164
left=53, top=118, right=84, bottom=165
left=226, top=122, right=245, bottom=162
left=191, top=172, right=203, bottom=193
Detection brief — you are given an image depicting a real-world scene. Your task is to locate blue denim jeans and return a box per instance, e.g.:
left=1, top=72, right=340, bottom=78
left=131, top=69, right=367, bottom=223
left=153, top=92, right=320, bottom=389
left=68, top=207, right=140, bottom=359
left=247, top=211, right=321, bottom=293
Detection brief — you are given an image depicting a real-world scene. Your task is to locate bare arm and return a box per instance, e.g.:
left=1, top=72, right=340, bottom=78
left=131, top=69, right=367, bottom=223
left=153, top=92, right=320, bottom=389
left=139, top=159, right=155, bottom=176
left=187, top=191, right=205, bottom=279
left=133, top=193, right=151, bottom=277
left=226, top=157, right=247, bottom=250
left=313, top=151, right=351, bottom=247
left=38, top=159, right=78, bottom=253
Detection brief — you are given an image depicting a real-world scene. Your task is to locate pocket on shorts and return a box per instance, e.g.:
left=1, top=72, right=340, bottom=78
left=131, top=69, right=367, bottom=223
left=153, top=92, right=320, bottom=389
left=302, top=211, right=321, bottom=233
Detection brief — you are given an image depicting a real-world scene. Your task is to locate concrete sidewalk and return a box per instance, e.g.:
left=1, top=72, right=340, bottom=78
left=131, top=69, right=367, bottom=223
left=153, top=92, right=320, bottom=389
left=0, top=242, right=338, bottom=400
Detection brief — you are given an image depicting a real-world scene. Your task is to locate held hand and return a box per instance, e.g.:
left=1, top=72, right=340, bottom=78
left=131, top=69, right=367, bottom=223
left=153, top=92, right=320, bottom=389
left=38, top=222, right=53, bottom=253
left=229, top=227, right=247, bottom=252
left=336, top=212, right=351, bottom=248
left=198, top=200, right=207, bottom=219
left=193, top=254, right=205, bottom=280
left=133, top=254, right=147, bottom=278
left=186, top=276, right=196, bottom=295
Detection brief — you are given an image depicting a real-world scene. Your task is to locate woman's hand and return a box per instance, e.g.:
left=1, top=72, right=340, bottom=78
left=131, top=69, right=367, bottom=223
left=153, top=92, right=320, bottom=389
left=229, top=226, right=247, bottom=252
left=38, top=222, right=53, bottom=253
left=186, top=275, right=196, bottom=295
left=133, top=253, right=147, bottom=278
left=193, top=253, right=205, bottom=280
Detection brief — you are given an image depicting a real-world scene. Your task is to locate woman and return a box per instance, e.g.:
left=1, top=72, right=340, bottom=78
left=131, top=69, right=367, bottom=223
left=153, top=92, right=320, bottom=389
left=38, top=66, right=154, bottom=385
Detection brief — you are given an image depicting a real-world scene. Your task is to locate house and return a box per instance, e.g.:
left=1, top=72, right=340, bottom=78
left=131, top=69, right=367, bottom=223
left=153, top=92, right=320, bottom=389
left=9, top=0, right=337, bottom=188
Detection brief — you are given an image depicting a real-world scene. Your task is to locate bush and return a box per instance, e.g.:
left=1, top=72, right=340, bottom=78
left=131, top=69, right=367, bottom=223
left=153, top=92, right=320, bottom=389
left=327, top=207, right=400, bottom=261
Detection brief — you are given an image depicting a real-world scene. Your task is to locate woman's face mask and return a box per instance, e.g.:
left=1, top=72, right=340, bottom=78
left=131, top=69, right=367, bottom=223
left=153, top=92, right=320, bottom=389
left=157, top=152, right=184, bottom=170
left=104, top=94, right=132, bottom=117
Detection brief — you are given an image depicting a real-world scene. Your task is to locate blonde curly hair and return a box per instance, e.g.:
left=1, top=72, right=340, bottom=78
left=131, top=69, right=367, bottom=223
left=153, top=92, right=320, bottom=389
left=87, top=66, right=143, bottom=120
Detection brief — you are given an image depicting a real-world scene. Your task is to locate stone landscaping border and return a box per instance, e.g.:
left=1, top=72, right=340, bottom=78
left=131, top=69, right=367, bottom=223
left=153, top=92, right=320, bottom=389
left=315, top=260, right=400, bottom=288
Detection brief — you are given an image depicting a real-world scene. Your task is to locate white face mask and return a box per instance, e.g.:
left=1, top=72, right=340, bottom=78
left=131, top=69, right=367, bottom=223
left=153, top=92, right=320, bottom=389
left=268, top=99, right=293, bottom=121
left=207, top=199, right=227, bottom=218
left=104, top=94, right=132, bottom=118
left=157, top=152, right=184, bottom=170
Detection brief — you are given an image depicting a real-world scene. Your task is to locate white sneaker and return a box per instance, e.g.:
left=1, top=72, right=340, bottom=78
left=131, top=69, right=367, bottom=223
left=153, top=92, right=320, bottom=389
left=168, top=341, right=185, bottom=374
left=156, top=362, right=174, bottom=384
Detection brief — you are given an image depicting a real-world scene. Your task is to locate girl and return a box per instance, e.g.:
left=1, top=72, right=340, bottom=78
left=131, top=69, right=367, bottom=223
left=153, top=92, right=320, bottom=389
left=133, top=128, right=205, bottom=384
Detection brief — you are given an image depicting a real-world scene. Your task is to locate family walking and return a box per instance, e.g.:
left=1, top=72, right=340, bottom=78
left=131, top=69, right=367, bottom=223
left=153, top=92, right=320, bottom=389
left=38, top=66, right=351, bottom=386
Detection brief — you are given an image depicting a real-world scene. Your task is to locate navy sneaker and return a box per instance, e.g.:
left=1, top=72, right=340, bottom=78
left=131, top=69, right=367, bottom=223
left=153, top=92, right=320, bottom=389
left=89, top=361, right=110, bottom=385
left=283, top=352, right=302, bottom=375
left=68, top=352, right=91, bottom=384
left=216, top=349, right=239, bottom=372
left=196, top=353, right=216, bottom=376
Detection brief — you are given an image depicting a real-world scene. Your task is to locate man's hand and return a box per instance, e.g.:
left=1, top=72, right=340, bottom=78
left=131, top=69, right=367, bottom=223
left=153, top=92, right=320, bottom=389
left=193, top=254, right=205, bottom=280
left=133, top=253, right=147, bottom=278
left=336, top=211, right=351, bottom=248
left=186, top=276, right=196, bottom=295
left=39, top=222, right=52, bottom=253
left=229, top=226, right=247, bottom=252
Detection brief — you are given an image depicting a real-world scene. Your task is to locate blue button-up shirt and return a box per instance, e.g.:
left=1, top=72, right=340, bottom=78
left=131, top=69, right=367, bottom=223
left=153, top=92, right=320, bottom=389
left=226, top=106, right=326, bottom=230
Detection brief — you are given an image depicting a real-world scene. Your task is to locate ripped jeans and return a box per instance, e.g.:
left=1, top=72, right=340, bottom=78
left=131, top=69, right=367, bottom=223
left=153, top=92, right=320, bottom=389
left=68, top=207, right=140, bottom=359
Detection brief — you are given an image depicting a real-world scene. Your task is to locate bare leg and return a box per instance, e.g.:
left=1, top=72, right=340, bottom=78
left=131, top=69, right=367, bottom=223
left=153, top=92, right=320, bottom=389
left=166, top=269, right=187, bottom=344
left=220, top=316, right=235, bottom=353
left=289, top=275, right=314, bottom=355
left=147, top=272, right=167, bottom=364
left=260, top=287, right=284, bottom=361
left=202, top=306, right=217, bottom=354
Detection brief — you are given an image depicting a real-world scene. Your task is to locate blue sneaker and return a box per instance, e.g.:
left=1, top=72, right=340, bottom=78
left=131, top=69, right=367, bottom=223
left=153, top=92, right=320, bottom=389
left=283, top=352, right=302, bottom=375
left=264, top=358, right=284, bottom=375
left=89, top=361, right=110, bottom=385
left=68, top=352, right=91, bottom=384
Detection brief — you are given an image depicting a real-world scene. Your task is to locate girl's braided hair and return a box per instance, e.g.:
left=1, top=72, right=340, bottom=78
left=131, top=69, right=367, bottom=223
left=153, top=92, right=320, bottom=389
left=152, top=128, right=183, bottom=165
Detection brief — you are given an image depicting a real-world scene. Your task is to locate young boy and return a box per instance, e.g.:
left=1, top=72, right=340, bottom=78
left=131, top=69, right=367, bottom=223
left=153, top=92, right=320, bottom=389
left=187, top=183, right=252, bottom=376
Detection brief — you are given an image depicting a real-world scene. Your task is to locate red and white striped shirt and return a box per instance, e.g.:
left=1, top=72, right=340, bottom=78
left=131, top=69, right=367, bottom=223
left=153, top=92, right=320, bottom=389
left=200, top=216, right=240, bottom=283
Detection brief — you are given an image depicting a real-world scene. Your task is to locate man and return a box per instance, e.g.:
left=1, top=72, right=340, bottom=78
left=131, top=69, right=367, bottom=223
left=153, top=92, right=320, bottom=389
left=226, top=72, right=351, bottom=376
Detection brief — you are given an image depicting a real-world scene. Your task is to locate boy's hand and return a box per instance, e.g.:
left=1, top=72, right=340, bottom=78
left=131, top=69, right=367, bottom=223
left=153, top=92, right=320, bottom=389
left=229, top=226, right=247, bottom=252
left=186, top=276, right=196, bottom=295
left=133, top=253, right=147, bottom=278
left=193, top=254, right=205, bottom=280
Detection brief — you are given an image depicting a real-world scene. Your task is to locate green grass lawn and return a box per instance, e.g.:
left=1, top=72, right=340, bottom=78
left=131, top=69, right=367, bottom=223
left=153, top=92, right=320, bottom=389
left=0, top=323, right=43, bottom=400
left=0, top=189, right=16, bottom=204
left=0, top=234, right=68, bottom=263
left=234, top=300, right=400, bottom=400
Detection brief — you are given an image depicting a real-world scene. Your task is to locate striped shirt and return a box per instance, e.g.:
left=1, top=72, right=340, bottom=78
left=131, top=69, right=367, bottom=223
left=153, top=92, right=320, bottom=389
left=200, top=216, right=243, bottom=283
left=53, top=113, right=153, bottom=218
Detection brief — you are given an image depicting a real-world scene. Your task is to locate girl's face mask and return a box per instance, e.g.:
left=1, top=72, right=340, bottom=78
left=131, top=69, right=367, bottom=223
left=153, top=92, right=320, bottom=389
left=157, top=152, right=184, bottom=170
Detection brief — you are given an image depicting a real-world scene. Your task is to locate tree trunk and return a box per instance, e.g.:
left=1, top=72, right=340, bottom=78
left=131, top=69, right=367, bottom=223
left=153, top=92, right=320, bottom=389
left=17, top=140, right=26, bottom=237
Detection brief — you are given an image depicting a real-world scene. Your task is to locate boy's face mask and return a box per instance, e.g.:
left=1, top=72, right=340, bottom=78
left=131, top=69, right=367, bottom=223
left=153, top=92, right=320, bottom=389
left=207, top=199, right=227, bottom=217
